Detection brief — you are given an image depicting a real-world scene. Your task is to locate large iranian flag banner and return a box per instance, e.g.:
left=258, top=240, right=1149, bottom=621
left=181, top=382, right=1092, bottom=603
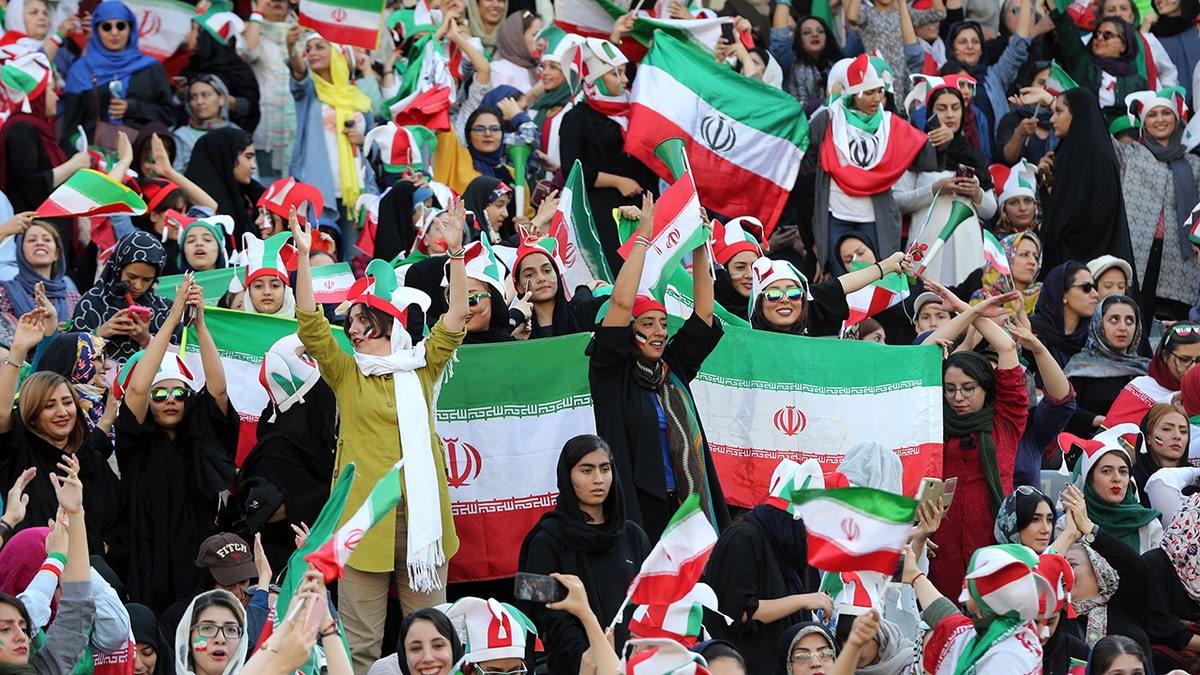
left=692, top=327, right=943, bottom=502
left=626, top=31, right=808, bottom=239
left=122, top=0, right=196, bottom=60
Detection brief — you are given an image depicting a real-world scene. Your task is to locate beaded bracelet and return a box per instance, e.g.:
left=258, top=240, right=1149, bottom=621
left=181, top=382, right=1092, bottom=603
left=447, top=247, right=466, bottom=260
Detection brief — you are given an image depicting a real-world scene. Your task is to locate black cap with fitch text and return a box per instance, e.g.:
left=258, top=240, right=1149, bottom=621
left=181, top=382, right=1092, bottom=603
left=195, top=533, right=257, bottom=586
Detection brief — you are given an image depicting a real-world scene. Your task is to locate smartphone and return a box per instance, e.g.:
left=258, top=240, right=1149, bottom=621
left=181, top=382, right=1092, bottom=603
left=916, top=476, right=958, bottom=509
left=835, top=611, right=857, bottom=646
left=108, top=80, right=123, bottom=100
left=891, top=553, right=906, bottom=583
left=513, top=572, right=567, bottom=603
left=720, top=22, right=735, bottom=44
left=955, top=164, right=974, bottom=179
left=126, top=305, right=152, bottom=323
left=77, top=0, right=101, bottom=16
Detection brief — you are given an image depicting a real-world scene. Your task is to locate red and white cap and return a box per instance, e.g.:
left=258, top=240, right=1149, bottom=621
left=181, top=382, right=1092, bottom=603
left=581, top=37, right=628, bottom=84
left=1035, top=552, right=1076, bottom=622
left=1125, top=86, right=1189, bottom=130
left=624, top=639, right=712, bottom=675
left=710, top=217, right=762, bottom=266
left=750, top=257, right=811, bottom=313
left=957, top=544, right=1042, bottom=621
left=445, top=597, right=536, bottom=667
left=629, top=584, right=719, bottom=648
left=231, top=231, right=296, bottom=292
left=989, top=159, right=1038, bottom=205
left=843, top=54, right=887, bottom=96
left=764, top=458, right=824, bottom=517
left=257, top=177, right=324, bottom=225
left=1058, top=422, right=1142, bottom=484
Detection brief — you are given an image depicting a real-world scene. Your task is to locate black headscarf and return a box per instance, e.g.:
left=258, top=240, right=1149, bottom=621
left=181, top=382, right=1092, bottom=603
left=181, top=30, right=261, bottom=133
left=1152, top=0, right=1200, bottom=37
left=519, top=440, right=628, bottom=560
left=1031, top=261, right=1091, bottom=367
left=926, top=87, right=995, bottom=190
left=744, top=503, right=808, bottom=626
left=1041, top=88, right=1134, bottom=274
left=126, top=603, right=170, bottom=675
left=515, top=249, right=603, bottom=338
left=373, top=181, right=420, bottom=263
left=71, top=230, right=172, bottom=362
left=184, top=127, right=265, bottom=242
left=462, top=279, right=515, bottom=344
left=1093, top=16, right=1139, bottom=76
left=462, top=175, right=508, bottom=242
left=713, top=269, right=750, bottom=322
left=238, top=379, right=337, bottom=532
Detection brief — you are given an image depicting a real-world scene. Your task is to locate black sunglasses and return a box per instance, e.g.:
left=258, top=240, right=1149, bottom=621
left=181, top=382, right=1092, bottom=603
left=99, top=21, right=129, bottom=31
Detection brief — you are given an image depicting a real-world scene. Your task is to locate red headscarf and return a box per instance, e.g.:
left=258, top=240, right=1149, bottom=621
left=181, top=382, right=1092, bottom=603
left=0, top=88, right=68, bottom=192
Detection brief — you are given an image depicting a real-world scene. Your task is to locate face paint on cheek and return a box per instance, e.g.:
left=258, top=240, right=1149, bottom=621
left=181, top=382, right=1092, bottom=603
left=192, top=637, right=208, bottom=653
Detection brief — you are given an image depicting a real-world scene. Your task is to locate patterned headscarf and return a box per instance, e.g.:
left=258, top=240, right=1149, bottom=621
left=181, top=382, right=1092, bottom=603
left=1161, top=493, right=1200, bottom=603
left=1071, top=545, right=1119, bottom=647
left=971, top=231, right=1043, bottom=315
left=1062, top=295, right=1150, bottom=379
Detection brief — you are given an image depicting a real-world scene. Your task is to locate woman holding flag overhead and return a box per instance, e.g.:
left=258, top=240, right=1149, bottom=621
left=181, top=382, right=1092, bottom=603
left=802, top=53, right=936, bottom=278
left=292, top=202, right=468, bottom=674
left=588, top=192, right=730, bottom=543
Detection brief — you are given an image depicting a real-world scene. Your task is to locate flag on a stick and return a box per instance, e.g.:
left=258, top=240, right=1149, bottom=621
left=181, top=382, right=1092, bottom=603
left=305, top=460, right=405, bottom=583
left=791, top=487, right=918, bottom=574
left=37, top=169, right=147, bottom=218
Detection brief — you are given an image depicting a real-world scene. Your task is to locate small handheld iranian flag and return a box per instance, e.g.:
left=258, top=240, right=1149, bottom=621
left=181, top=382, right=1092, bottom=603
left=912, top=200, right=975, bottom=278
left=37, top=169, right=147, bottom=217
left=982, top=229, right=1011, bottom=278
left=843, top=259, right=908, bottom=327
left=791, top=487, right=918, bottom=574
left=1187, top=201, right=1200, bottom=245
left=306, top=459, right=405, bottom=583
left=549, top=161, right=613, bottom=298
left=299, top=0, right=386, bottom=49
left=311, top=262, right=356, bottom=304
left=627, top=494, right=718, bottom=607
left=1044, top=60, right=1078, bottom=97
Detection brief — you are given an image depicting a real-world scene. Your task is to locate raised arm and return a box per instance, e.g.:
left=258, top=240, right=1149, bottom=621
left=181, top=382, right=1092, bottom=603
left=291, top=209, right=317, bottom=313
left=547, top=574, right=620, bottom=675
left=124, top=279, right=191, bottom=424
left=830, top=610, right=881, bottom=675
left=442, top=202, right=469, bottom=332
left=0, top=310, right=47, bottom=433
left=149, top=134, right=218, bottom=211
left=920, top=281, right=1019, bottom=346
left=51, top=457, right=89, bottom=582
left=693, top=219, right=715, bottom=326
left=187, top=283, right=228, bottom=413
left=838, top=251, right=913, bottom=295
left=1012, top=306, right=1069, bottom=399
left=602, top=194, right=656, bottom=327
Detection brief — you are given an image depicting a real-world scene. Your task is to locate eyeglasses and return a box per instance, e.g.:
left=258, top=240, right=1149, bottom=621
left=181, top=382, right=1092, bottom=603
left=943, top=383, right=979, bottom=399
left=191, top=624, right=243, bottom=640
left=150, top=386, right=192, bottom=403
left=791, top=649, right=836, bottom=663
left=470, top=125, right=502, bottom=135
left=467, top=292, right=491, bottom=307
left=762, top=287, right=805, bottom=303
left=475, top=666, right=527, bottom=675
left=1069, top=282, right=1097, bottom=294
left=99, top=21, right=129, bottom=32
left=1171, top=352, right=1200, bottom=367
left=1094, top=29, right=1123, bottom=41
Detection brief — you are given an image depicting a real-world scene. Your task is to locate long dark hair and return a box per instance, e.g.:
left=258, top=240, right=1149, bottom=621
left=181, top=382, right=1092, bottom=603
left=562, top=434, right=613, bottom=476
left=0, top=592, right=33, bottom=640
left=1088, top=635, right=1145, bottom=674
left=792, top=15, right=840, bottom=69
left=1015, top=488, right=1056, bottom=532
left=396, top=608, right=464, bottom=675
left=944, top=351, right=996, bottom=405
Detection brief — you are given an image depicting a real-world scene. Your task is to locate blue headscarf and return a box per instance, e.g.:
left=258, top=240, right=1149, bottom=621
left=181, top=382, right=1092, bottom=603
left=0, top=229, right=69, bottom=317
left=63, top=2, right=158, bottom=95
left=480, top=85, right=524, bottom=126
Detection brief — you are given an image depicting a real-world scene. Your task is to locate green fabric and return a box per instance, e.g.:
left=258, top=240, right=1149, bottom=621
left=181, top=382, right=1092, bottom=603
left=942, top=401, right=1004, bottom=515
left=842, top=99, right=883, bottom=134
left=952, top=615, right=1025, bottom=675
left=532, top=77, right=578, bottom=129
left=1051, top=10, right=1149, bottom=125
left=0, top=662, right=37, bottom=675
left=1084, top=482, right=1160, bottom=551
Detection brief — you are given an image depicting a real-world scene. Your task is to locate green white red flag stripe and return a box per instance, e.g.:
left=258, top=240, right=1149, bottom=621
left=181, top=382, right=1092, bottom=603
left=299, top=0, right=386, bottom=49
left=627, top=494, right=717, bottom=605
left=550, top=161, right=613, bottom=298
left=790, top=487, right=919, bottom=573
left=37, top=169, right=147, bottom=217
left=275, top=465, right=357, bottom=619
left=122, top=0, right=197, bottom=60
left=1044, top=60, right=1078, bottom=98
left=306, top=459, right=405, bottom=582
left=556, top=0, right=731, bottom=54
left=617, top=169, right=707, bottom=298
left=626, top=32, right=808, bottom=239
left=982, top=229, right=1011, bottom=278
left=311, top=263, right=356, bottom=304
left=843, top=260, right=908, bottom=327
left=387, top=36, right=455, bottom=127
left=911, top=198, right=976, bottom=278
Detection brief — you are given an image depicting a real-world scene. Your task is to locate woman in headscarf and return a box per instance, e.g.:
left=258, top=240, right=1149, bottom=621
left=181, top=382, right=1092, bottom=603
left=59, top=2, right=175, bottom=142
left=72, top=230, right=173, bottom=363
left=987, top=160, right=1042, bottom=236
left=127, top=603, right=170, bottom=675
left=703, top=459, right=832, bottom=675
left=173, top=75, right=236, bottom=173
left=237, top=334, right=334, bottom=572
left=242, top=0, right=297, bottom=180
left=589, top=195, right=730, bottom=542
left=288, top=32, right=374, bottom=228
left=781, top=621, right=839, bottom=675
left=1143, top=493, right=1200, bottom=663
left=1, top=0, right=78, bottom=61
left=1106, top=321, right=1200, bottom=427
left=116, top=277, right=238, bottom=614
left=1064, top=295, right=1148, bottom=437
left=1115, top=88, right=1200, bottom=322
left=177, top=215, right=233, bottom=273
left=518, top=434, right=650, bottom=675
left=560, top=38, right=658, bottom=274
left=993, top=486, right=1062, bottom=553
left=447, top=240, right=517, bottom=344
left=0, top=221, right=79, bottom=322
left=1052, top=9, right=1148, bottom=123
left=1151, top=0, right=1200, bottom=101
left=1041, top=90, right=1137, bottom=274
left=970, top=230, right=1043, bottom=321
left=181, top=11, right=261, bottom=134
left=996, top=64, right=1060, bottom=165
left=1063, top=424, right=1164, bottom=553
left=34, top=332, right=110, bottom=434
left=711, top=217, right=763, bottom=324
left=477, top=85, right=541, bottom=185
left=1134, top=403, right=1190, bottom=503
left=491, top=11, right=541, bottom=92
left=920, top=285, right=1027, bottom=599
left=0, top=53, right=91, bottom=215
left=803, top=53, right=936, bottom=277
left=895, top=76, right=995, bottom=289
left=530, top=27, right=581, bottom=171
left=462, top=175, right=513, bottom=243
left=1029, top=261, right=1099, bottom=378
left=292, top=205, right=468, bottom=673
left=185, top=127, right=265, bottom=242
left=748, top=251, right=913, bottom=338
left=465, top=0, right=507, bottom=56
left=171, top=590, right=247, bottom=675
left=512, top=234, right=607, bottom=339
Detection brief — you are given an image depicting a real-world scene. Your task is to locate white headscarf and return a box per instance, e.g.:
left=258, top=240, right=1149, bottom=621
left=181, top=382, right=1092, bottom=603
left=173, top=590, right=248, bottom=675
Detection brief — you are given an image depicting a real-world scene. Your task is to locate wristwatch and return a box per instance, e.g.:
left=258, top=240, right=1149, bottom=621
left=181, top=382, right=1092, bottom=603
left=1083, top=524, right=1099, bottom=545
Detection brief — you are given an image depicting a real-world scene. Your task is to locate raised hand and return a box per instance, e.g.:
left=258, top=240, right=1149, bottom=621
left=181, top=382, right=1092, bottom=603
left=3, top=467, right=36, bottom=528
left=289, top=207, right=312, bottom=255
